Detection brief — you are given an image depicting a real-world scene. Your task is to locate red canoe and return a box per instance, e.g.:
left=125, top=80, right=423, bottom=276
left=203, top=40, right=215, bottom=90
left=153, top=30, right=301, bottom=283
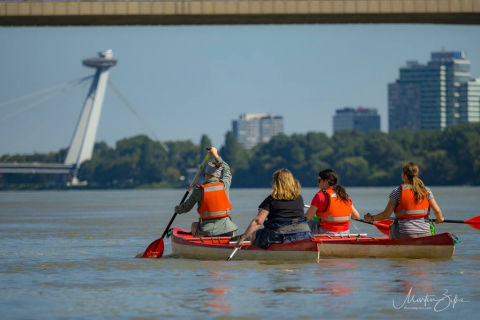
left=171, top=228, right=456, bottom=260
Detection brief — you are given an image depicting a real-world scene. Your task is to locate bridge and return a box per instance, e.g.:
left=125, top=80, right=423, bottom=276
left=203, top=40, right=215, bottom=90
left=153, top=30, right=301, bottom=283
left=0, top=50, right=116, bottom=186
left=1, top=0, right=480, bottom=26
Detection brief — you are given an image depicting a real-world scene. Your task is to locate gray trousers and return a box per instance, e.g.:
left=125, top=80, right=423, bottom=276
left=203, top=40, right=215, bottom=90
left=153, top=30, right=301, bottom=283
left=389, top=220, right=432, bottom=240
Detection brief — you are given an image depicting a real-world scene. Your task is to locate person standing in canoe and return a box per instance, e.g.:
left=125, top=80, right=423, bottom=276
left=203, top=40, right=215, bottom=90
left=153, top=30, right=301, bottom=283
left=364, top=162, right=444, bottom=239
left=305, top=168, right=360, bottom=234
left=235, top=169, right=312, bottom=249
left=174, top=146, right=238, bottom=237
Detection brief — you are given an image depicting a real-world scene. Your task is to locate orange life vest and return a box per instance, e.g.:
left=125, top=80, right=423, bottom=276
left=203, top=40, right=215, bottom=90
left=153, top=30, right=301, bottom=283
left=197, top=181, right=232, bottom=221
left=394, top=184, right=429, bottom=220
left=318, top=187, right=352, bottom=232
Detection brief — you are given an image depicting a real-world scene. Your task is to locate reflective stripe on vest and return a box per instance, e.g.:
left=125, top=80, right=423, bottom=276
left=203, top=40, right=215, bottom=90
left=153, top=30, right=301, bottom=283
left=394, top=184, right=429, bottom=220
left=203, top=185, right=224, bottom=192
left=197, top=181, right=232, bottom=220
left=323, top=214, right=352, bottom=222
left=396, top=209, right=429, bottom=218
left=200, top=209, right=231, bottom=220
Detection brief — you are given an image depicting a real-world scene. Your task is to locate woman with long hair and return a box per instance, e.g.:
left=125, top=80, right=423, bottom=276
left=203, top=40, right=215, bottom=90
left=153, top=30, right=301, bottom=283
left=305, top=168, right=360, bottom=234
left=364, top=162, right=444, bottom=239
left=235, top=169, right=312, bottom=249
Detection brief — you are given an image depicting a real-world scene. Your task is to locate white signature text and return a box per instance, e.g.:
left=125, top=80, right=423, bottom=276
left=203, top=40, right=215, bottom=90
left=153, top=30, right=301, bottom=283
left=393, top=288, right=469, bottom=312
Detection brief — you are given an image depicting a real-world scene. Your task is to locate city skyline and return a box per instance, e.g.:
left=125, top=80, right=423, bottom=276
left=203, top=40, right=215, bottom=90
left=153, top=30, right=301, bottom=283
left=232, top=113, right=284, bottom=149
left=1, top=25, right=480, bottom=155
left=333, top=107, right=380, bottom=133
left=389, top=50, right=480, bottom=131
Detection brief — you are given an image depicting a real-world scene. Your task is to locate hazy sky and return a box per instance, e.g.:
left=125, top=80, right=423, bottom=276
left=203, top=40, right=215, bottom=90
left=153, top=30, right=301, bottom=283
left=0, top=24, right=479, bottom=155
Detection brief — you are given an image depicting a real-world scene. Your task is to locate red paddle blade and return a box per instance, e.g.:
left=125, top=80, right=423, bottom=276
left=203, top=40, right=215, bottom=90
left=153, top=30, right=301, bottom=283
left=373, top=220, right=393, bottom=236
left=465, top=216, right=480, bottom=230
left=141, top=238, right=165, bottom=258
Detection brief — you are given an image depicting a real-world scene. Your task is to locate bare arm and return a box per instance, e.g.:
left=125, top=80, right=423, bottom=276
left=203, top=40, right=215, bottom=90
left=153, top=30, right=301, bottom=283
left=236, top=209, right=269, bottom=248
left=364, top=199, right=396, bottom=222
left=429, top=198, right=444, bottom=224
left=305, top=205, right=318, bottom=221
left=351, top=205, right=360, bottom=220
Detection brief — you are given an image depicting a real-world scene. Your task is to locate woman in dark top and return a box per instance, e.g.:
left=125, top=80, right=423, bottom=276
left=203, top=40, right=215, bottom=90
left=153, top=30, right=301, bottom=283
left=235, top=169, right=312, bottom=249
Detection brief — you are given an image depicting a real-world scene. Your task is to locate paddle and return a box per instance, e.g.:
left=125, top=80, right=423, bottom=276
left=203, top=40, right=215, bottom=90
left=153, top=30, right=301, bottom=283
left=354, top=219, right=392, bottom=235
left=141, top=151, right=210, bottom=258
left=359, top=216, right=480, bottom=235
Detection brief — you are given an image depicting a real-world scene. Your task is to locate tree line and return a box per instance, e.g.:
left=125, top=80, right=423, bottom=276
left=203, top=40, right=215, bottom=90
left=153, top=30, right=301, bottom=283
left=1, top=123, right=479, bottom=189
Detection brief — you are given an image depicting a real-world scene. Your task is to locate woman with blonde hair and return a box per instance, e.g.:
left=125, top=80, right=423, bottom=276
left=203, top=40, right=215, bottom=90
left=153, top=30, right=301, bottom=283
left=364, top=162, right=444, bottom=239
left=235, top=169, right=312, bottom=249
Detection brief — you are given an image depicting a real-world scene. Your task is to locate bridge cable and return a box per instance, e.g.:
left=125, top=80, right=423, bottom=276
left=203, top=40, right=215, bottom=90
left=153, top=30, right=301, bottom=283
left=108, top=79, right=164, bottom=146
left=0, top=76, right=92, bottom=123
left=0, top=75, right=92, bottom=109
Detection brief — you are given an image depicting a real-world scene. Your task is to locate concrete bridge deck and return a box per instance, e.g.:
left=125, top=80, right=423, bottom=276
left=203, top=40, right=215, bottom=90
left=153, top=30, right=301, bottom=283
left=1, top=0, right=480, bottom=26
left=0, top=162, right=74, bottom=174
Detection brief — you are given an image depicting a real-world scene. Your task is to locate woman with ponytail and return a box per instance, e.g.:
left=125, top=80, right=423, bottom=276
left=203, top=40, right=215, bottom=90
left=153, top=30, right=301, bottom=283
left=305, top=169, right=360, bottom=234
left=364, top=162, right=444, bottom=239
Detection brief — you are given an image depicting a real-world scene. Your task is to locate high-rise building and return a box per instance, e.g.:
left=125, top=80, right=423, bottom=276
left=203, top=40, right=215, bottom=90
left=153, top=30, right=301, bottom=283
left=333, top=107, right=380, bottom=133
left=389, top=51, right=480, bottom=131
left=232, top=113, right=284, bottom=149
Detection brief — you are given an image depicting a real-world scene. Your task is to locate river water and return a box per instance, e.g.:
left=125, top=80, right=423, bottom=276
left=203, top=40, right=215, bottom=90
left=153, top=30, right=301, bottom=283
left=1, top=187, right=479, bottom=319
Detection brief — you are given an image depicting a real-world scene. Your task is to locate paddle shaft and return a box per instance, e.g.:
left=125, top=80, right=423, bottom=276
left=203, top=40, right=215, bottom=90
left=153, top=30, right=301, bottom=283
left=434, top=219, right=463, bottom=224
left=159, top=192, right=188, bottom=239
left=396, top=217, right=475, bottom=225
left=226, top=247, right=239, bottom=262
left=354, top=219, right=375, bottom=226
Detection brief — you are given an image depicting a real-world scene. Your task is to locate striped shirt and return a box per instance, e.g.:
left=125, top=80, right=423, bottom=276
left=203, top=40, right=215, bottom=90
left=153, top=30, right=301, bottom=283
left=389, top=185, right=433, bottom=235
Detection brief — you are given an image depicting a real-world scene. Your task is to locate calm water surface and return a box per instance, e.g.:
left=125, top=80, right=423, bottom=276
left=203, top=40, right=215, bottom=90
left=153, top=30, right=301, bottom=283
left=1, top=187, right=479, bottom=319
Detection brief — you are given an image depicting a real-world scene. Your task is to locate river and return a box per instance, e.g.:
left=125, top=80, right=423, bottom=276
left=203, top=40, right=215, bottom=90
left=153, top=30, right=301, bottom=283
left=1, top=187, right=479, bottom=319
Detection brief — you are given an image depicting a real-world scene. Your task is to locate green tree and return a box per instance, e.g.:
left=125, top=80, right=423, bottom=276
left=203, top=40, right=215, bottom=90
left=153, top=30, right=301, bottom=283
left=420, top=150, right=457, bottom=185
left=363, top=131, right=405, bottom=185
left=440, top=124, right=480, bottom=184
left=221, top=131, right=249, bottom=174
left=199, top=134, right=213, bottom=152
left=336, top=156, right=370, bottom=186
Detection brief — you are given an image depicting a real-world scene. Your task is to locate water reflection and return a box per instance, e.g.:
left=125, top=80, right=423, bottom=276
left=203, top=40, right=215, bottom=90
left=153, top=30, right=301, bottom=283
left=202, top=270, right=232, bottom=314
left=313, top=260, right=356, bottom=296
left=204, top=287, right=231, bottom=314
left=390, top=261, right=437, bottom=294
left=315, top=280, right=354, bottom=296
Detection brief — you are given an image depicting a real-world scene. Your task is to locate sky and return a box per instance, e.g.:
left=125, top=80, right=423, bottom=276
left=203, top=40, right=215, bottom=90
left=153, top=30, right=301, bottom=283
left=0, top=24, right=479, bottom=155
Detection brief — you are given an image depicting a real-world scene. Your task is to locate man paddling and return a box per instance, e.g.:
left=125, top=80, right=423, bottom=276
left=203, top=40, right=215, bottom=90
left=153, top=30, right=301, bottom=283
left=174, top=147, right=238, bottom=237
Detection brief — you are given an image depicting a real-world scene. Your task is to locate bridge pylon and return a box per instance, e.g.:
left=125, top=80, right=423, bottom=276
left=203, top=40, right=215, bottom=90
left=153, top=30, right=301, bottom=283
left=65, top=49, right=117, bottom=186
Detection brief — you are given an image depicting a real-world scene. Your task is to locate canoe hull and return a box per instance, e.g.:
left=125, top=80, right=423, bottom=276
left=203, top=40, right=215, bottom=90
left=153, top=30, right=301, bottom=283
left=316, top=242, right=454, bottom=259
left=171, top=228, right=455, bottom=260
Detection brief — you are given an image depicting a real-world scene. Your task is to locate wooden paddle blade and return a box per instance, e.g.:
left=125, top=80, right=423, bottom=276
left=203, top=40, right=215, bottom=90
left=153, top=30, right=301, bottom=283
left=465, top=216, right=480, bottom=230
left=373, top=220, right=393, bottom=235
left=141, top=238, right=165, bottom=258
